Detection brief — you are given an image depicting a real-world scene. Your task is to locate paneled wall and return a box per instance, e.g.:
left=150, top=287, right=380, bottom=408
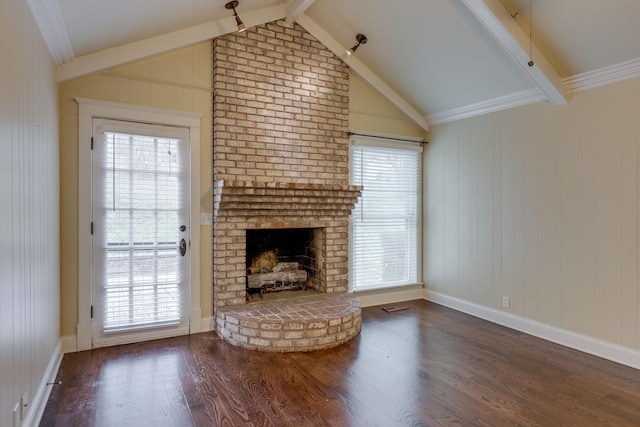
left=59, top=43, right=213, bottom=337
left=425, top=77, right=640, bottom=350
left=0, top=0, right=61, bottom=425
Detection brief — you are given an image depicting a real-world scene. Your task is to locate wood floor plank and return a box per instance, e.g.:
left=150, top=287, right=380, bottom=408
left=41, top=300, right=640, bottom=426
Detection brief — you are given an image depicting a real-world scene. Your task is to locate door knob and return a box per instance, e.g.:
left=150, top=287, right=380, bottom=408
left=179, top=238, right=187, bottom=256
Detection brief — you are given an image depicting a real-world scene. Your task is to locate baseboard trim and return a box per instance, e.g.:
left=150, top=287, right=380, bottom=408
left=425, top=290, right=640, bottom=371
left=61, top=316, right=216, bottom=354
left=201, top=316, right=215, bottom=332
left=26, top=339, right=63, bottom=427
left=355, top=285, right=424, bottom=308
left=190, top=308, right=203, bottom=334
left=61, top=334, right=77, bottom=353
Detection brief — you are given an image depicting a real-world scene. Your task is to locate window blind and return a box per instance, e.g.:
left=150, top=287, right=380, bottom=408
left=349, top=140, right=421, bottom=291
left=93, top=131, right=185, bottom=333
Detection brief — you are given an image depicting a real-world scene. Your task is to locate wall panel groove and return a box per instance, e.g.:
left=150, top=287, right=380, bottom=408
left=426, top=77, right=640, bottom=352
left=1, top=0, right=60, bottom=424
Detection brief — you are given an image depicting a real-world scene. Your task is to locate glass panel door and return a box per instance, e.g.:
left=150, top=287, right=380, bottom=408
left=91, top=119, right=190, bottom=347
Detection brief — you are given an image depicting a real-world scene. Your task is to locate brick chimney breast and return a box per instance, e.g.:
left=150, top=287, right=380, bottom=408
left=212, top=20, right=360, bottom=318
left=212, top=21, right=361, bottom=351
left=213, top=20, right=350, bottom=186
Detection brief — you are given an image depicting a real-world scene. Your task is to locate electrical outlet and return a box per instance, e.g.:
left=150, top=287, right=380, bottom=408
left=21, top=391, right=29, bottom=420
left=502, top=296, right=510, bottom=308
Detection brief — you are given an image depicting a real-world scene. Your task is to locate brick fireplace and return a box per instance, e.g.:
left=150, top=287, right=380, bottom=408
left=246, top=224, right=322, bottom=297
left=212, top=20, right=361, bottom=351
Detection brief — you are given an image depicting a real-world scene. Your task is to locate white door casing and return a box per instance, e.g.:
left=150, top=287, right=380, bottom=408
left=76, top=98, right=202, bottom=351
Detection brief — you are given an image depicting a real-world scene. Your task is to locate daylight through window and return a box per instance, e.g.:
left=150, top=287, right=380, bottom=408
left=349, top=138, right=421, bottom=291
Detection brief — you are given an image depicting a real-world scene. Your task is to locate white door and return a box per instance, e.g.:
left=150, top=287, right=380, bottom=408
left=91, top=119, right=191, bottom=347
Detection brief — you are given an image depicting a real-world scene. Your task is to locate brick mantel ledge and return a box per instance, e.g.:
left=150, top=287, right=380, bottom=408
left=213, top=180, right=362, bottom=218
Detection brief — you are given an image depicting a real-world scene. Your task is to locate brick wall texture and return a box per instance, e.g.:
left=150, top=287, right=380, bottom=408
left=212, top=20, right=350, bottom=185
left=212, top=20, right=357, bottom=313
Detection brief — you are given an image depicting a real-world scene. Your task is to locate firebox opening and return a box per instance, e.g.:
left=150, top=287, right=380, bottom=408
left=246, top=227, right=324, bottom=300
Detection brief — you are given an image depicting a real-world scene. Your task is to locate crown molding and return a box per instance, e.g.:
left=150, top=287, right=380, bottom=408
left=564, top=57, right=640, bottom=93
left=427, top=56, right=640, bottom=125
left=426, top=88, right=545, bottom=125
left=27, top=0, right=74, bottom=64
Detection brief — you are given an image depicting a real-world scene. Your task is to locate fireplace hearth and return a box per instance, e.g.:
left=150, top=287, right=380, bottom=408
left=213, top=181, right=362, bottom=351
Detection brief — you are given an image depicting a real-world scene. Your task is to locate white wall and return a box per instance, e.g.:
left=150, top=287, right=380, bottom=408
left=0, top=0, right=61, bottom=425
left=349, top=74, right=428, bottom=139
left=425, top=77, right=640, bottom=352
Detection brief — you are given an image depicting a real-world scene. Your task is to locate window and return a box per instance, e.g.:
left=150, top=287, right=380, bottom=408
left=349, top=137, right=422, bottom=291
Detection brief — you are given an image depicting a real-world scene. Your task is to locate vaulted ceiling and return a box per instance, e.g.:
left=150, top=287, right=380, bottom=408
left=30, top=0, right=640, bottom=131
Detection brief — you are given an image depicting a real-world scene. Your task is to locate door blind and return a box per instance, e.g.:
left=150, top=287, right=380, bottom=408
left=93, top=131, right=185, bottom=332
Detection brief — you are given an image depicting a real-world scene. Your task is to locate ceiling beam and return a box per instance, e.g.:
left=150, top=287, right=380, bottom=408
left=57, top=4, right=285, bottom=83
left=285, top=0, right=316, bottom=24
left=295, top=14, right=429, bottom=132
left=460, top=0, right=568, bottom=105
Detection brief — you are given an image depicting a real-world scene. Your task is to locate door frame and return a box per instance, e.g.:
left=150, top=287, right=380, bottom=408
left=76, top=98, right=202, bottom=351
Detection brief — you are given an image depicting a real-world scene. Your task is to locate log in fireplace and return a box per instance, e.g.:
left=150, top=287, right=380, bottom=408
left=246, top=227, right=323, bottom=298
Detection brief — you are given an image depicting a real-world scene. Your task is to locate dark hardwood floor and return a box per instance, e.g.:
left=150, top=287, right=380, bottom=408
left=41, top=300, right=640, bottom=426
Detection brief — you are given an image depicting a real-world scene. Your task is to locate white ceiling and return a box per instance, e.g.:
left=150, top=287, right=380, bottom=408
left=45, top=0, right=640, bottom=128
left=307, top=0, right=536, bottom=115
left=58, top=0, right=282, bottom=56
left=499, top=0, right=640, bottom=77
